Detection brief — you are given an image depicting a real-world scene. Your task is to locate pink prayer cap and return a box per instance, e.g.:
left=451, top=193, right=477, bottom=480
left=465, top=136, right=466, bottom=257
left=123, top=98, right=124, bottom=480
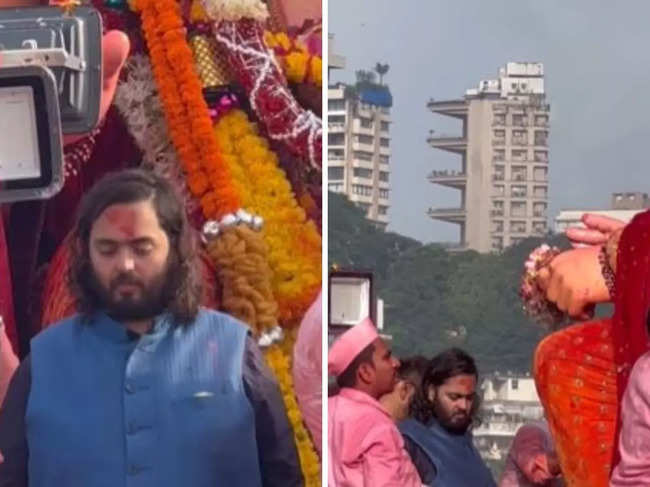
left=328, top=317, right=379, bottom=376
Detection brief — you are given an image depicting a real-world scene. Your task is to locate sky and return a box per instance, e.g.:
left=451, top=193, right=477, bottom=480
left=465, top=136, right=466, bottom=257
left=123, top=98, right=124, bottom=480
left=329, top=0, right=650, bottom=243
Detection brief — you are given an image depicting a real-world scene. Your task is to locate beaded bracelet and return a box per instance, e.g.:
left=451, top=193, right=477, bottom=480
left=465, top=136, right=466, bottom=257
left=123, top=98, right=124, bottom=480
left=598, top=245, right=616, bottom=299
left=520, top=244, right=566, bottom=326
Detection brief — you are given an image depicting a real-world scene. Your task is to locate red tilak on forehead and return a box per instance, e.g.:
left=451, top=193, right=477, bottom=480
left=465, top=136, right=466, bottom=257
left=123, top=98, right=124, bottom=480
left=103, top=207, right=137, bottom=238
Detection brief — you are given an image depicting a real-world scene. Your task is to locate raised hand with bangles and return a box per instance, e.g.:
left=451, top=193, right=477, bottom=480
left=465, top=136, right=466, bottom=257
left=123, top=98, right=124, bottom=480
left=523, top=211, right=650, bottom=486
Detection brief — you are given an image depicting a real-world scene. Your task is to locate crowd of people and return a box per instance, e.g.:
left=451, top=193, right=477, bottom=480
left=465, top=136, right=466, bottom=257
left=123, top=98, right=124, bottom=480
left=327, top=319, right=563, bottom=486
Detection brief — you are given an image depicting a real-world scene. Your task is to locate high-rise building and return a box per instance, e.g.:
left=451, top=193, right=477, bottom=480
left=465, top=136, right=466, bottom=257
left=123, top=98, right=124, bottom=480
left=328, top=76, right=392, bottom=229
left=427, top=62, right=550, bottom=252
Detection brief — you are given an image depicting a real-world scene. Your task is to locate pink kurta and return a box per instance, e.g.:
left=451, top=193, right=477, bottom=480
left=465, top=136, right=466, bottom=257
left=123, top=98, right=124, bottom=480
left=328, top=388, right=421, bottom=487
left=611, top=351, right=650, bottom=486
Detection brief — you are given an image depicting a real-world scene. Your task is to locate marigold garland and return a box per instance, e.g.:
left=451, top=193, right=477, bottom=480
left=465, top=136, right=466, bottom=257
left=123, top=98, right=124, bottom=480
left=135, top=0, right=240, bottom=219
left=265, top=338, right=321, bottom=486
left=264, top=31, right=322, bottom=88
left=215, top=109, right=321, bottom=325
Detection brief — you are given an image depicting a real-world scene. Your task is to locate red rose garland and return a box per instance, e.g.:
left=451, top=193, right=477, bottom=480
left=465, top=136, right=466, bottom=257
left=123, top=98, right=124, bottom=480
left=214, top=19, right=322, bottom=170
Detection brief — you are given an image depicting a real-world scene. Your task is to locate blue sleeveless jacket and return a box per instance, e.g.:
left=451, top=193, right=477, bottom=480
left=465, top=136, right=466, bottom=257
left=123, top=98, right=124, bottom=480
left=26, top=309, right=262, bottom=487
left=400, top=418, right=495, bottom=487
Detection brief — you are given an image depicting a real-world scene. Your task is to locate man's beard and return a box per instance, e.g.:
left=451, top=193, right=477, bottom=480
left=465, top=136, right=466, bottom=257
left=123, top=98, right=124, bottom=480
left=433, top=402, right=472, bottom=435
left=88, top=259, right=179, bottom=322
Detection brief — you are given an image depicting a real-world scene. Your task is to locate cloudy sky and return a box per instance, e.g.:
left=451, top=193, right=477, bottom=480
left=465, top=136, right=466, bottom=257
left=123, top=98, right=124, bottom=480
left=329, top=0, right=650, bottom=243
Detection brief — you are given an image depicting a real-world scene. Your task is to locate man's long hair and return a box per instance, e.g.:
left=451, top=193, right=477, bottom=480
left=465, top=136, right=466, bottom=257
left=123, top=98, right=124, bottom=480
left=412, top=347, right=482, bottom=427
left=68, top=169, right=201, bottom=324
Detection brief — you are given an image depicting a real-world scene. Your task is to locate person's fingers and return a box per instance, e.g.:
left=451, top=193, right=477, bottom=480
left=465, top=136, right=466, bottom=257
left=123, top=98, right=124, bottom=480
left=102, top=30, right=130, bottom=91
left=566, top=227, right=608, bottom=246
left=582, top=213, right=625, bottom=233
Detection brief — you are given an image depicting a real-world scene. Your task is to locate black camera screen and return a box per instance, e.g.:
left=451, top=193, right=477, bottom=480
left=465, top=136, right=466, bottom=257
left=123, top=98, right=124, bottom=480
left=0, top=85, right=41, bottom=182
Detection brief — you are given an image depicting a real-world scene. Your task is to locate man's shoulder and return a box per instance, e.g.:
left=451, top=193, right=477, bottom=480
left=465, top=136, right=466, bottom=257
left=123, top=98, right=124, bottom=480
left=31, top=315, right=83, bottom=346
left=195, top=308, right=250, bottom=333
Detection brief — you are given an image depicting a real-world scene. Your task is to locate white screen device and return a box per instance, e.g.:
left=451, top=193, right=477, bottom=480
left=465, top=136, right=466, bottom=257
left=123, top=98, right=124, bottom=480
left=0, top=86, right=41, bottom=181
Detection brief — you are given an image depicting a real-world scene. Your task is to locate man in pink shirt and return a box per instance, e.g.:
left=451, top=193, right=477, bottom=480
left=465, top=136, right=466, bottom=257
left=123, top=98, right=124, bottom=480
left=328, top=318, right=422, bottom=487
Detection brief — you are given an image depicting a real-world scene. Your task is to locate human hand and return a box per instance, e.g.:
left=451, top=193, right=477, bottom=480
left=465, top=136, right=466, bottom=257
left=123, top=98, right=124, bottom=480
left=63, top=30, right=130, bottom=146
left=537, top=246, right=611, bottom=319
left=566, top=213, right=626, bottom=248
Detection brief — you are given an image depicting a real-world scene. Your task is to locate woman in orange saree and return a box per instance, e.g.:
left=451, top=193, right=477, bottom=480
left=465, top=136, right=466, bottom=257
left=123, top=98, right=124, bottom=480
left=533, top=210, right=650, bottom=486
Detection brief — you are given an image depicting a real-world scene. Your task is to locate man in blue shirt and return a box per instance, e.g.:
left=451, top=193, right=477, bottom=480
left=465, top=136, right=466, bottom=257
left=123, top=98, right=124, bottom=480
left=400, top=348, right=496, bottom=487
left=0, top=169, right=303, bottom=487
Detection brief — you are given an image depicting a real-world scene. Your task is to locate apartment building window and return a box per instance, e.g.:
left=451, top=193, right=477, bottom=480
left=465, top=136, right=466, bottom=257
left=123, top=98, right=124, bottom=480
left=492, top=200, right=504, bottom=217
left=511, top=149, right=527, bottom=162
left=328, top=183, right=344, bottom=192
left=510, top=220, right=527, bottom=233
left=511, top=201, right=527, bottom=217
left=492, top=236, right=504, bottom=251
left=511, top=185, right=527, bottom=198
left=534, top=130, right=548, bottom=146
left=492, top=220, right=504, bottom=233
left=380, top=137, right=390, bottom=147
left=354, top=134, right=373, bottom=145
left=328, top=99, right=345, bottom=111
left=534, top=150, right=548, bottom=162
left=329, top=167, right=344, bottom=180
left=380, top=155, right=390, bottom=165
left=493, top=185, right=505, bottom=197
left=512, top=379, right=519, bottom=390
left=511, top=237, right=524, bottom=246
left=493, top=129, right=505, bottom=146
left=493, top=149, right=505, bottom=162
left=533, top=221, right=547, bottom=234
left=328, top=149, right=345, bottom=160
left=353, top=151, right=373, bottom=161
left=493, top=165, right=505, bottom=181
left=353, top=168, right=373, bottom=179
left=511, top=166, right=527, bottom=181
left=352, top=184, right=373, bottom=196
left=379, top=171, right=389, bottom=182
left=379, top=189, right=389, bottom=199
left=533, top=203, right=547, bottom=217
left=329, top=134, right=345, bottom=146
left=378, top=205, right=388, bottom=215
left=329, top=115, right=345, bottom=124
left=512, top=130, right=528, bottom=146
left=360, top=117, right=373, bottom=129
left=512, top=114, right=526, bottom=126
left=533, top=167, right=548, bottom=181
left=534, top=115, right=548, bottom=127
left=534, top=185, right=548, bottom=198
left=380, top=121, right=390, bottom=131
left=493, top=114, right=506, bottom=126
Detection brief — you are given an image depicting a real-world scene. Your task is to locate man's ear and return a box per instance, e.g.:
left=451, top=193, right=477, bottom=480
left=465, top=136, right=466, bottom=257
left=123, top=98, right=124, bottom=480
left=357, top=361, right=375, bottom=385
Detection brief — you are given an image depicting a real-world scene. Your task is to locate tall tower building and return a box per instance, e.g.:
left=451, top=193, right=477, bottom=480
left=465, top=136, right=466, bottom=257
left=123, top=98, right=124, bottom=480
left=428, top=62, right=550, bottom=252
left=328, top=73, right=393, bottom=229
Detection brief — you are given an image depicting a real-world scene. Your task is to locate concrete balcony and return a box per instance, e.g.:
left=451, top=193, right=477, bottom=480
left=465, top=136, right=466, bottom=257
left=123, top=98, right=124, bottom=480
left=427, top=135, right=467, bottom=154
left=427, top=98, right=468, bottom=119
left=427, top=206, right=466, bottom=223
left=428, top=169, right=467, bottom=188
